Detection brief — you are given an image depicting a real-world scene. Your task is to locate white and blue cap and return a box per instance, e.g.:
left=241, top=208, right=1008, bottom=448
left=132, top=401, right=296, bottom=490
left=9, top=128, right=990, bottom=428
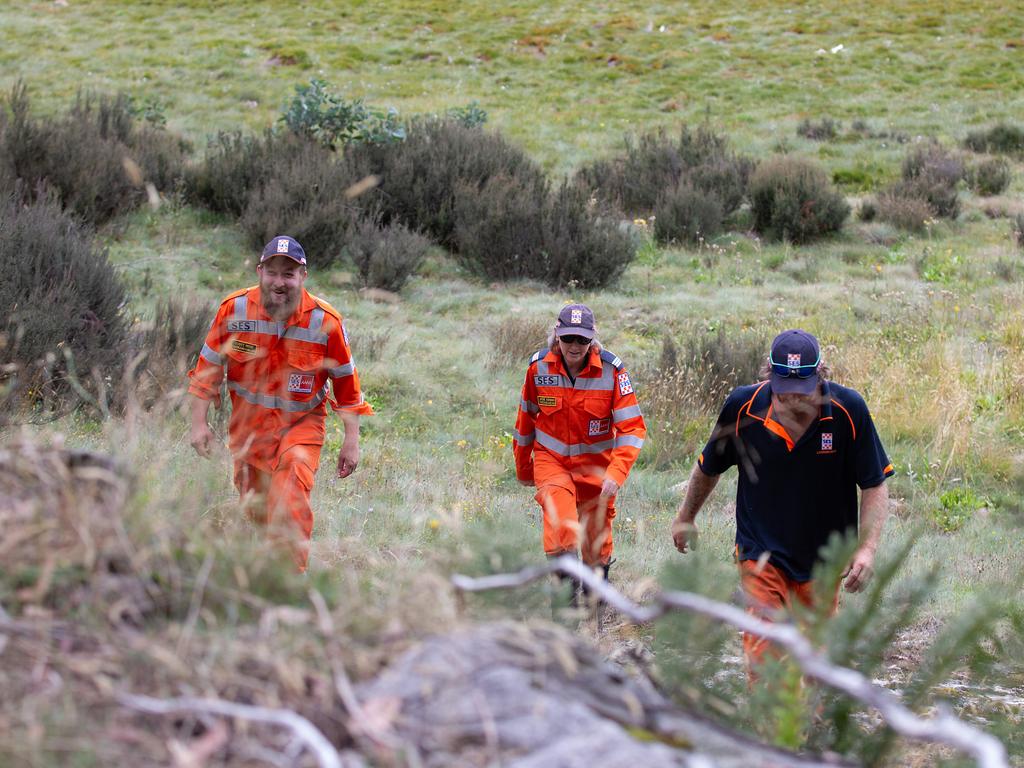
left=260, top=235, right=306, bottom=266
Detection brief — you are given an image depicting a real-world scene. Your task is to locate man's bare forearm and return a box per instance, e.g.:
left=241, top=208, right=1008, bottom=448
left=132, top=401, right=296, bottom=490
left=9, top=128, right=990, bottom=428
left=676, top=464, right=720, bottom=523
left=858, top=482, right=889, bottom=554
left=339, top=409, right=360, bottom=444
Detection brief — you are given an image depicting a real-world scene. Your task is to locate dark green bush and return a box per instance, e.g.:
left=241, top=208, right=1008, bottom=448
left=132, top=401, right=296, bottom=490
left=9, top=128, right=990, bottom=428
left=896, top=143, right=963, bottom=218
left=749, top=156, right=849, bottom=243
left=187, top=130, right=283, bottom=216
left=0, top=84, right=189, bottom=225
left=963, top=123, right=1024, bottom=156
left=966, top=157, right=1012, bottom=196
left=452, top=176, right=634, bottom=288
left=857, top=199, right=878, bottom=222
left=279, top=79, right=405, bottom=148
left=796, top=117, right=839, bottom=141
left=238, top=136, right=363, bottom=263
left=0, top=189, right=127, bottom=408
left=576, top=125, right=754, bottom=215
left=348, top=117, right=545, bottom=248
left=653, top=183, right=724, bottom=245
left=343, top=217, right=431, bottom=292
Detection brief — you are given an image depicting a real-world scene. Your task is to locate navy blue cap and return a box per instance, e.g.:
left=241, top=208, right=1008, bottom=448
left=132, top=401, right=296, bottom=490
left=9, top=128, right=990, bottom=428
left=555, top=304, right=596, bottom=339
left=260, top=235, right=306, bottom=266
left=769, top=329, right=821, bottom=394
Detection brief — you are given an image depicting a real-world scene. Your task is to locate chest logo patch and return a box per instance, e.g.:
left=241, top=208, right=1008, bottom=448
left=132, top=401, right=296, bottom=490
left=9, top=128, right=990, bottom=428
left=227, top=320, right=257, bottom=333
left=231, top=340, right=257, bottom=355
left=537, top=395, right=558, bottom=408
left=588, top=418, right=610, bottom=436
left=288, top=373, right=315, bottom=393
left=617, top=372, right=634, bottom=396
left=821, top=433, right=833, bottom=451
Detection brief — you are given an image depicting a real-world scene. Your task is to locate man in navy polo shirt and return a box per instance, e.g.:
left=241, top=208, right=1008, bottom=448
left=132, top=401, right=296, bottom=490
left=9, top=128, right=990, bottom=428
left=670, top=329, right=893, bottom=669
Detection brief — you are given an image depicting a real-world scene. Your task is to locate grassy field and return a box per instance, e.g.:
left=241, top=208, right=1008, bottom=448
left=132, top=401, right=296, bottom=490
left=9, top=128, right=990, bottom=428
left=4, top=0, right=1024, bottom=764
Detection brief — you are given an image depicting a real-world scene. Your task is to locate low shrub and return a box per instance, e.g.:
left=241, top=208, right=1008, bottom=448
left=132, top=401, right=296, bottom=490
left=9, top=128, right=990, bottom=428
left=0, top=84, right=189, bottom=225
left=1013, top=213, right=1024, bottom=249
left=576, top=125, right=754, bottom=215
left=279, top=78, right=405, bottom=148
left=876, top=191, right=932, bottom=232
left=963, top=123, right=1024, bottom=156
left=0, top=189, right=127, bottom=411
left=488, top=315, right=553, bottom=370
left=452, top=177, right=634, bottom=288
left=932, top=487, right=990, bottom=533
left=238, top=136, right=363, bottom=264
left=796, top=117, right=839, bottom=141
left=897, top=143, right=963, bottom=218
left=348, top=118, right=545, bottom=249
left=965, top=157, right=1012, bottom=196
left=343, top=217, right=431, bottom=292
left=749, top=156, right=849, bottom=243
left=653, top=183, right=724, bottom=245
left=187, top=130, right=283, bottom=216
left=857, top=199, right=878, bottom=222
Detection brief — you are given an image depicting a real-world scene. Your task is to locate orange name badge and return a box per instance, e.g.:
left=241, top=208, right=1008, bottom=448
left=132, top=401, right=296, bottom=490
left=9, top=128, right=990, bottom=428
left=232, top=340, right=257, bottom=355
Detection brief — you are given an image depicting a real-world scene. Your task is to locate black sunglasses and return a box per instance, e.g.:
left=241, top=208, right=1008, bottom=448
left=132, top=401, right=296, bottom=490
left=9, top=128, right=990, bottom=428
left=560, top=334, right=592, bottom=345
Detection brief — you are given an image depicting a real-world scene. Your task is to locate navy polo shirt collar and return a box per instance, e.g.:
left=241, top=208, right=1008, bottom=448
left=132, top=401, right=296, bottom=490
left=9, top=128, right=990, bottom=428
left=747, top=380, right=834, bottom=452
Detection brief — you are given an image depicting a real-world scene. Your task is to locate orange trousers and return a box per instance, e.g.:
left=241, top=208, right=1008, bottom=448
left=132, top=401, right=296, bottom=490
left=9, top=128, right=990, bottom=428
left=739, top=559, right=840, bottom=673
left=233, top=444, right=321, bottom=572
left=533, top=449, right=616, bottom=566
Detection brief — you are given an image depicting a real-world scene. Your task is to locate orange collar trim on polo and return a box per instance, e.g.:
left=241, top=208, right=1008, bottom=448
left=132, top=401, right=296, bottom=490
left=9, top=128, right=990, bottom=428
left=740, top=380, right=835, bottom=453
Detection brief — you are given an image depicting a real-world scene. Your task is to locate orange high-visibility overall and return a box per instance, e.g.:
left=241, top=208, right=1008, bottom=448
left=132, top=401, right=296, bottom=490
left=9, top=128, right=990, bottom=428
left=513, top=347, right=646, bottom=566
left=188, top=286, right=372, bottom=570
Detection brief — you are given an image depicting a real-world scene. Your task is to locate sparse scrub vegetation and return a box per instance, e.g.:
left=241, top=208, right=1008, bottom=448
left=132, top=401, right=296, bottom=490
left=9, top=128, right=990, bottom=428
left=0, top=83, right=189, bottom=225
left=653, top=182, right=725, bottom=245
left=965, top=156, right=1012, bottom=196
left=343, top=216, right=432, bottom=291
left=576, top=125, right=754, bottom=217
left=749, top=156, right=849, bottom=243
left=488, top=315, right=552, bottom=369
left=895, top=143, right=964, bottom=219
left=963, top=123, right=1024, bottom=156
left=796, top=117, right=839, bottom=141
left=0, top=190, right=127, bottom=413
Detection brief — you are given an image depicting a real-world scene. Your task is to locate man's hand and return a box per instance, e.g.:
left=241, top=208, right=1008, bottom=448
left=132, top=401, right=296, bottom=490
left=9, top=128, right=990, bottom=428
left=337, top=440, right=359, bottom=478
left=671, top=516, right=699, bottom=553
left=190, top=422, right=217, bottom=458
left=842, top=547, right=875, bottom=593
left=600, top=478, right=620, bottom=497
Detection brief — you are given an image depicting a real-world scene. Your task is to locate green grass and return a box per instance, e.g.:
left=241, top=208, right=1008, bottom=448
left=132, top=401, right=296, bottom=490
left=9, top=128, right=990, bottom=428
left=4, top=1, right=1024, bottom=763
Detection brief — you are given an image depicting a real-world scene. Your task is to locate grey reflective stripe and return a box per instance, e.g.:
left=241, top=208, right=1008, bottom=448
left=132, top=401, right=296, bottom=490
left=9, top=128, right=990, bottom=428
left=520, top=399, right=538, bottom=414
left=227, top=381, right=328, bottom=413
left=612, top=404, right=642, bottom=422
left=514, top=429, right=535, bottom=446
left=535, top=429, right=614, bottom=457
left=234, top=295, right=248, bottom=319
left=534, top=360, right=614, bottom=390
left=328, top=361, right=355, bottom=378
left=200, top=344, right=223, bottom=366
left=536, top=360, right=549, bottom=375
left=308, top=308, right=325, bottom=335
left=283, top=325, right=328, bottom=345
left=614, top=435, right=645, bottom=450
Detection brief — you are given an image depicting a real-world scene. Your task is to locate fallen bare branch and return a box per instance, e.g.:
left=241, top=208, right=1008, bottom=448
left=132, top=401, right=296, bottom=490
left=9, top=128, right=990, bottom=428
left=451, top=555, right=1009, bottom=768
left=117, top=692, right=343, bottom=768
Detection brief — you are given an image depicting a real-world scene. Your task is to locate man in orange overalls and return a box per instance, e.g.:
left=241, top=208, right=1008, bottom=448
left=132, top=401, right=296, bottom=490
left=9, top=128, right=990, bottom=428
left=188, top=235, right=372, bottom=570
left=513, top=304, right=646, bottom=591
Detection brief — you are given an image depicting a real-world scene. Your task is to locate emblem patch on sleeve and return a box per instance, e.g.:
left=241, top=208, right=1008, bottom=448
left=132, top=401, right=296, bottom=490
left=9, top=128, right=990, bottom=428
left=231, top=340, right=257, bottom=355
left=617, top=372, right=634, bottom=396
left=588, top=418, right=611, bottom=436
left=288, top=373, right=315, bottom=393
